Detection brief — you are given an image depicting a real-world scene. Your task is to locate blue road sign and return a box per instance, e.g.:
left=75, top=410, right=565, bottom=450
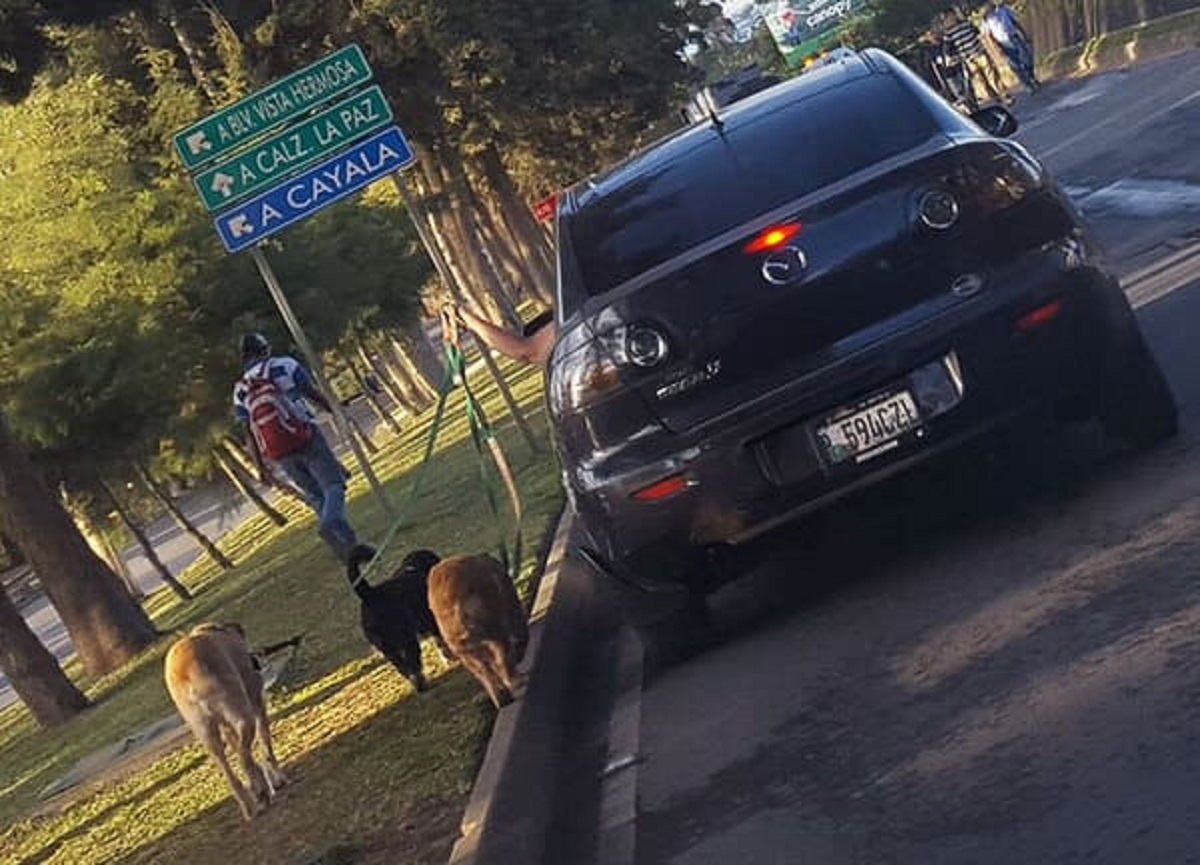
left=214, top=126, right=414, bottom=253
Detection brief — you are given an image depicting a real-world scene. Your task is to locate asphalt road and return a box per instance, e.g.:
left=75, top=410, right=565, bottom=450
left=597, top=52, right=1200, bottom=865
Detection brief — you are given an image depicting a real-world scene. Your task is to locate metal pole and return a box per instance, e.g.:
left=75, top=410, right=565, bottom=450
left=250, top=246, right=394, bottom=518
left=391, top=171, right=542, bottom=453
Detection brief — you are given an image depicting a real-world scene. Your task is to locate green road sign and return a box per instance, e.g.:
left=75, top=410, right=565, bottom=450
left=192, top=86, right=394, bottom=212
left=173, top=44, right=372, bottom=170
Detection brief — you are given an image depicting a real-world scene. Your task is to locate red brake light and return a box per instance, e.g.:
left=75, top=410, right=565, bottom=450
left=743, top=221, right=802, bottom=254
left=632, top=474, right=689, bottom=502
left=1016, top=299, right=1064, bottom=332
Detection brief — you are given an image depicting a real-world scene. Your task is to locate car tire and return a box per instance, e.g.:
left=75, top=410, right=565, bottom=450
left=631, top=589, right=713, bottom=675
left=1097, top=333, right=1178, bottom=448
left=578, top=545, right=715, bottom=675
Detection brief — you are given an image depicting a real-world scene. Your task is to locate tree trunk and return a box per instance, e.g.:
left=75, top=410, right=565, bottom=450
left=68, top=503, right=142, bottom=602
left=477, top=147, right=555, bottom=303
left=0, top=586, right=90, bottom=728
left=355, top=338, right=412, bottom=414
left=220, top=437, right=312, bottom=508
left=339, top=349, right=403, bottom=435
left=0, top=416, right=156, bottom=675
left=346, top=412, right=379, bottom=454
left=134, top=463, right=234, bottom=571
left=383, top=333, right=439, bottom=411
left=99, top=478, right=193, bottom=602
left=160, top=0, right=222, bottom=103
left=99, top=528, right=142, bottom=602
left=213, top=447, right=288, bottom=527
left=388, top=327, right=443, bottom=398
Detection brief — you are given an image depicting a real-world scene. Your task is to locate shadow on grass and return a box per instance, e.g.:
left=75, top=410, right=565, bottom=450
left=16, top=750, right=206, bottom=865
left=115, top=671, right=495, bottom=865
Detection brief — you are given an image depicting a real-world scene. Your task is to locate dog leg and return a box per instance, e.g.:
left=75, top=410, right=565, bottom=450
left=253, top=705, right=287, bottom=793
left=434, top=634, right=456, bottom=663
left=247, top=683, right=286, bottom=793
left=233, top=715, right=271, bottom=815
left=196, top=717, right=259, bottom=821
left=458, top=650, right=510, bottom=708
left=485, top=640, right=519, bottom=706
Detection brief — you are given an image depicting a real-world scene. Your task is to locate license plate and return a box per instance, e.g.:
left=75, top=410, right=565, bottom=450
left=815, top=390, right=922, bottom=465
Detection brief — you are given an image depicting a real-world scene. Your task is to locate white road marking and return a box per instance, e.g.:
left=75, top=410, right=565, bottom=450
left=1066, top=178, right=1200, bottom=217
left=1037, top=74, right=1200, bottom=159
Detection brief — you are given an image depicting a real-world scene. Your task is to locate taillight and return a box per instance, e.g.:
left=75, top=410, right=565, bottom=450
left=1015, top=299, right=1064, bottom=332
left=632, top=474, right=690, bottom=502
left=743, top=221, right=802, bottom=254
left=551, top=318, right=670, bottom=411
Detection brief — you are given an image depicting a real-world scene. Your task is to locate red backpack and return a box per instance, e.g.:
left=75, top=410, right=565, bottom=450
left=242, top=362, right=313, bottom=460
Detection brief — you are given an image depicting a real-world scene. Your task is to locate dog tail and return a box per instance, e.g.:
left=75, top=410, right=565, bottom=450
left=346, top=544, right=378, bottom=600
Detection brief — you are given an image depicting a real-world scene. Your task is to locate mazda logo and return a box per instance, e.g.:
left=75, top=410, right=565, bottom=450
left=761, top=245, right=808, bottom=285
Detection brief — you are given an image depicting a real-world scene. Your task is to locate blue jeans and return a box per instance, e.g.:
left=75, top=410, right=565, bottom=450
left=1001, top=38, right=1038, bottom=89
left=273, top=431, right=358, bottom=561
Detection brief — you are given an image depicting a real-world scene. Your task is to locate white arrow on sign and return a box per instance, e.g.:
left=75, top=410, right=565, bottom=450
left=210, top=173, right=235, bottom=197
left=187, top=132, right=212, bottom=155
left=227, top=214, right=255, bottom=238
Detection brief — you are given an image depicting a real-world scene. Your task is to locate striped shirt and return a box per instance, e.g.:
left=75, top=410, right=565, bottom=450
left=232, top=356, right=316, bottom=423
left=944, top=19, right=986, bottom=59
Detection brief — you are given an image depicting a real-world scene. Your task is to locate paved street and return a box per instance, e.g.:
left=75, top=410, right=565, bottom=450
left=559, top=52, right=1200, bottom=865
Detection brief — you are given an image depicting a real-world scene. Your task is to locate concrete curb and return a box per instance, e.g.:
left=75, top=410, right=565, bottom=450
left=448, top=508, right=582, bottom=865
left=595, top=626, right=645, bottom=865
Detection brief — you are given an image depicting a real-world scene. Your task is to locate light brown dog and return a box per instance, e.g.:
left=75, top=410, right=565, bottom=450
left=427, top=555, right=529, bottom=707
left=163, top=623, right=287, bottom=820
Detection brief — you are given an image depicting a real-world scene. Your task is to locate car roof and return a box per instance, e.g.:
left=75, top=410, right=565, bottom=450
left=565, top=51, right=886, bottom=215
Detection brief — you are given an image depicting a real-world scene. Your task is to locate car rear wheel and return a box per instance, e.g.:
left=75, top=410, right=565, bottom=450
left=1096, top=334, right=1178, bottom=448
left=578, top=546, right=715, bottom=674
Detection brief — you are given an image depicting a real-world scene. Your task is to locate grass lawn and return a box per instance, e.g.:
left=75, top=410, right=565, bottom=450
left=0, top=351, right=564, bottom=865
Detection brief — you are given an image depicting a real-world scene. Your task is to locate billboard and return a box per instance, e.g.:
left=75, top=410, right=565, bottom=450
left=761, top=0, right=871, bottom=66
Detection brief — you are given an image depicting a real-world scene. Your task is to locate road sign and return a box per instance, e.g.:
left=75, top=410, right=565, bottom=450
left=192, top=86, right=394, bottom=212
left=173, top=44, right=373, bottom=170
left=214, top=126, right=414, bottom=254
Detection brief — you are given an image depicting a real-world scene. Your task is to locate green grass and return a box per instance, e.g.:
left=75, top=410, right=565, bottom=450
left=0, top=352, right=564, bottom=865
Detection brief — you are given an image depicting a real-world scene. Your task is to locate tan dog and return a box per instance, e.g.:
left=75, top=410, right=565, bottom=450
left=163, top=623, right=287, bottom=820
left=427, top=555, right=529, bottom=707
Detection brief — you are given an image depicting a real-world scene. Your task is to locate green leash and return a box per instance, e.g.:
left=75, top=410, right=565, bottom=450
left=351, top=340, right=524, bottom=588
left=446, top=342, right=523, bottom=582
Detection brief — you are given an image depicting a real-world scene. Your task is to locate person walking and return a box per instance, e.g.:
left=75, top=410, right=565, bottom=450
left=942, top=8, right=1010, bottom=105
left=233, top=332, right=364, bottom=562
left=983, top=0, right=1039, bottom=91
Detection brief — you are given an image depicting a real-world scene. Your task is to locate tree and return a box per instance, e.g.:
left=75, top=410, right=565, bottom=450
left=0, top=414, right=157, bottom=675
left=0, top=584, right=90, bottom=727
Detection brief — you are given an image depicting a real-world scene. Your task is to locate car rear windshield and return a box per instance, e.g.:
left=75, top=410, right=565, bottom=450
left=562, top=73, right=940, bottom=304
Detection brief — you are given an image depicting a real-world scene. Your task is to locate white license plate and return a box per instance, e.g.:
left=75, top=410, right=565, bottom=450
left=816, top=390, right=922, bottom=465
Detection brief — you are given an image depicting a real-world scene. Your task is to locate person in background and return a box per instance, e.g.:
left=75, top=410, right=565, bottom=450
left=233, top=332, right=365, bottom=562
left=983, top=0, right=1039, bottom=92
left=930, top=24, right=975, bottom=110
left=942, top=7, right=1010, bottom=105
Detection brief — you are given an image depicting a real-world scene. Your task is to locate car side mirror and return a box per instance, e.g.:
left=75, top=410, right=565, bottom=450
left=971, top=104, right=1019, bottom=137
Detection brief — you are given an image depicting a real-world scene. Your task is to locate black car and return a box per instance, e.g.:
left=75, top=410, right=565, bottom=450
left=548, top=48, right=1176, bottom=649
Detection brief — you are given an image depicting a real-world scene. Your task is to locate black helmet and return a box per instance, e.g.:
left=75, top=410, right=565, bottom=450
left=239, top=332, right=271, bottom=359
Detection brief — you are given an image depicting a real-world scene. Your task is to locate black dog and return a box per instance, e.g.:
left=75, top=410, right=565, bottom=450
left=346, top=546, right=451, bottom=691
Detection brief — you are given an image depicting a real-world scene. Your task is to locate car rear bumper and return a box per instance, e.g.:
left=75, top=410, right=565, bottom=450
left=567, top=252, right=1133, bottom=586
